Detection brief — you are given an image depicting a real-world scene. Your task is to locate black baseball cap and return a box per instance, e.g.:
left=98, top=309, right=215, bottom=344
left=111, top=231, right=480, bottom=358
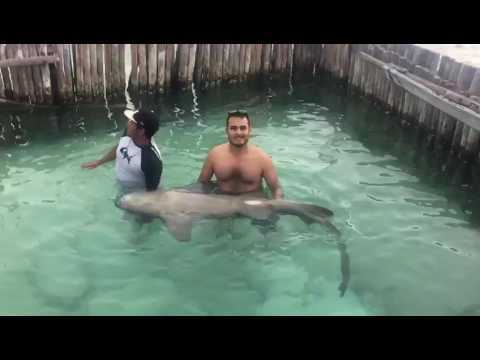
left=124, top=109, right=159, bottom=138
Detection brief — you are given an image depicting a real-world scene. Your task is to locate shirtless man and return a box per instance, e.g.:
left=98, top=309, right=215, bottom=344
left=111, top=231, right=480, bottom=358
left=197, top=110, right=283, bottom=199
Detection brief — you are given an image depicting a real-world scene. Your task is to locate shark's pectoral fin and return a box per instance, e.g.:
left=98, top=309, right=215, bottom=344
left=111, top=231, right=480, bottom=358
left=163, top=215, right=195, bottom=242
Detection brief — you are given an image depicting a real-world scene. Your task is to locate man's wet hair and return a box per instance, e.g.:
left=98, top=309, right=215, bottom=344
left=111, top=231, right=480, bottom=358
left=226, top=110, right=251, bottom=128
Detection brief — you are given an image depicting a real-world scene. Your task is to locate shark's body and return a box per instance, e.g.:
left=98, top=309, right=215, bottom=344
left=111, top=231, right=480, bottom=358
left=117, top=187, right=350, bottom=296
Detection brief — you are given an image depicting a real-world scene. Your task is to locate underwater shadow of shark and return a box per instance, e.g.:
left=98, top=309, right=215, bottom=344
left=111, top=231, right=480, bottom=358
left=117, top=185, right=350, bottom=297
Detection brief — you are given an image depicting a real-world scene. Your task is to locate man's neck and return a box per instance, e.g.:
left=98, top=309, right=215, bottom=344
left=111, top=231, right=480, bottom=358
left=133, top=136, right=150, bottom=146
left=228, top=143, right=249, bottom=154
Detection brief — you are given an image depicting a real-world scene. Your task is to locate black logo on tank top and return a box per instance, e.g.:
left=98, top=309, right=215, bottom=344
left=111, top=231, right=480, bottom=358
left=120, top=147, right=135, bottom=164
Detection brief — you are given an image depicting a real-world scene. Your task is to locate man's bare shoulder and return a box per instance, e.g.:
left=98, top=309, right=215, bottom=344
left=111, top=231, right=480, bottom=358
left=250, top=144, right=273, bottom=161
left=208, top=143, right=229, bottom=156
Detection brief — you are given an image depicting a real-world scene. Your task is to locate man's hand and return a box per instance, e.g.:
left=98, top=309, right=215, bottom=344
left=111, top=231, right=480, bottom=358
left=81, top=160, right=101, bottom=169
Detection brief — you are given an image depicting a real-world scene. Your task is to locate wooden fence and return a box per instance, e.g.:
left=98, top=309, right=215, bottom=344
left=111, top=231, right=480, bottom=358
left=2, top=43, right=480, bottom=187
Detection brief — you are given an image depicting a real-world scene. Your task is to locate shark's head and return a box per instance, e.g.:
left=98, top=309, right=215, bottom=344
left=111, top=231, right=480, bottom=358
left=117, top=191, right=161, bottom=216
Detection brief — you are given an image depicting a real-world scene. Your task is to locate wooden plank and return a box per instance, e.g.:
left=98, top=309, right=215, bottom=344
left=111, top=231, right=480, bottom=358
left=187, top=44, right=197, bottom=87
left=230, top=44, right=238, bottom=81
left=0, top=64, right=4, bottom=98
left=118, top=44, right=125, bottom=97
left=255, top=43, right=263, bottom=74
left=469, top=69, right=480, bottom=96
left=286, top=44, right=293, bottom=75
left=157, top=44, right=166, bottom=93
left=244, top=44, right=252, bottom=78
left=19, top=44, right=36, bottom=103
left=261, top=44, right=271, bottom=74
left=147, top=44, right=157, bottom=93
left=175, top=44, right=189, bottom=90
left=96, top=44, right=104, bottom=98
left=111, top=44, right=120, bottom=97
left=0, top=44, right=13, bottom=99
left=249, top=44, right=257, bottom=75
left=138, top=44, right=148, bottom=92
left=37, top=44, right=52, bottom=104
left=209, top=44, right=219, bottom=83
left=456, top=63, right=476, bottom=92
left=73, top=44, right=83, bottom=99
left=0, top=55, right=60, bottom=68
left=202, top=44, right=210, bottom=85
left=104, top=44, right=112, bottom=99
left=238, top=43, right=245, bottom=80
left=9, top=45, right=30, bottom=102
left=28, top=44, right=44, bottom=103
left=217, top=44, right=225, bottom=81
left=6, top=44, right=23, bottom=101
left=360, top=51, right=480, bottom=132
left=89, top=44, right=98, bottom=98
left=164, top=44, right=174, bottom=90
left=83, top=44, right=93, bottom=99
left=53, top=44, right=67, bottom=102
left=193, top=44, right=204, bottom=87
left=235, top=44, right=242, bottom=80
left=129, top=44, right=138, bottom=93
left=228, top=44, right=236, bottom=80
left=222, top=43, right=230, bottom=80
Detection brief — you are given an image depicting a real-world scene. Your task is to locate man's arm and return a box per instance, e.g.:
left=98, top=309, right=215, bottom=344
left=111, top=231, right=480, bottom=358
left=197, top=151, right=214, bottom=183
left=263, top=156, right=283, bottom=199
left=81, top=145, right=116, bottom=169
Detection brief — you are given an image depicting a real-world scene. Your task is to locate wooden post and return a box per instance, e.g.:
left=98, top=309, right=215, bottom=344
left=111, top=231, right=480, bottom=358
left=174, top=44, right=189, bottom=90
left=59, top=44, right=74, bottom=102
left=164, top=44, right=174, bottom=90
left=19, top=44, right=37, bottom=103
left=446, top=60, right=462, bottom=84
left=104, top=44, right=112, bottom=99
left=469, top=68, right=480, bottom=96
left=249, top=44, right=256, bottom=75
left=118, top=44, right=125, bottom=97
left=262, top=44, right=272, bottom=74
left=83, top=44, right=93, bottom=100
left=14, top=44, right=31, bottom=102
left=73, top=44, right=83, bottom=100
left=5, top=44, right=22, bottom=101
left=215, top=44, right=224, bottom=83
left=52, top=44, right=67, bottom=103
left=229, top=43, right=237, bottom=81
left=187, top=44, right=197, bottom=88
left=232, top=43, right=239, bottom=80
left=96, top=44, right=104, bottom=99
left=37, top=44, right=52, bottom=104
left=222, top=43, right=230, bottom=81
left=147, top=44, right=157, bottom=93
left=208, top=44, right=218, bottom=84
left=111, top=44, right=121, bottom=98
left=193, top=44, right=203, bottom=87
left=89, top=44, right=98, bottom=98
left=25, top=44, right=44, bottom=104
left=157, top=44, right=166, bottom=93
left=137, top=44, right=147, bottom=93
left=239, top=44, right=246, bottom=80
left=0, top=44, right=13, bottom=99
left=203, top=44, right=211, bottom=87
left=129, top=44, right=138, bottom=93
left=456, top=64, right=477, bottom=93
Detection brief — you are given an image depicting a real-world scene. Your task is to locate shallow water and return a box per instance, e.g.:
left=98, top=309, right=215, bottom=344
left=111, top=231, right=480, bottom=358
left=1, top=77, right=480, bottom=315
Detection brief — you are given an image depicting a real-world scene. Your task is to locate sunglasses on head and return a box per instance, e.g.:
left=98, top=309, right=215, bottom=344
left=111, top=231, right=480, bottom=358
left=228, top=109, right=249, bottom=117
left=128, top=117, right=144, bottom=129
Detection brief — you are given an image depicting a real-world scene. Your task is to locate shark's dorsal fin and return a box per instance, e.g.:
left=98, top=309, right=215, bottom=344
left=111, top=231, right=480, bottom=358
left=163, top=215, right=195, bottom=242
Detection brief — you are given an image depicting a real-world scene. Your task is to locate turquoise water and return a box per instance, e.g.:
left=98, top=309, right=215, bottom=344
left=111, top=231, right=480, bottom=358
left=1, top=78, right=480, bottom=315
